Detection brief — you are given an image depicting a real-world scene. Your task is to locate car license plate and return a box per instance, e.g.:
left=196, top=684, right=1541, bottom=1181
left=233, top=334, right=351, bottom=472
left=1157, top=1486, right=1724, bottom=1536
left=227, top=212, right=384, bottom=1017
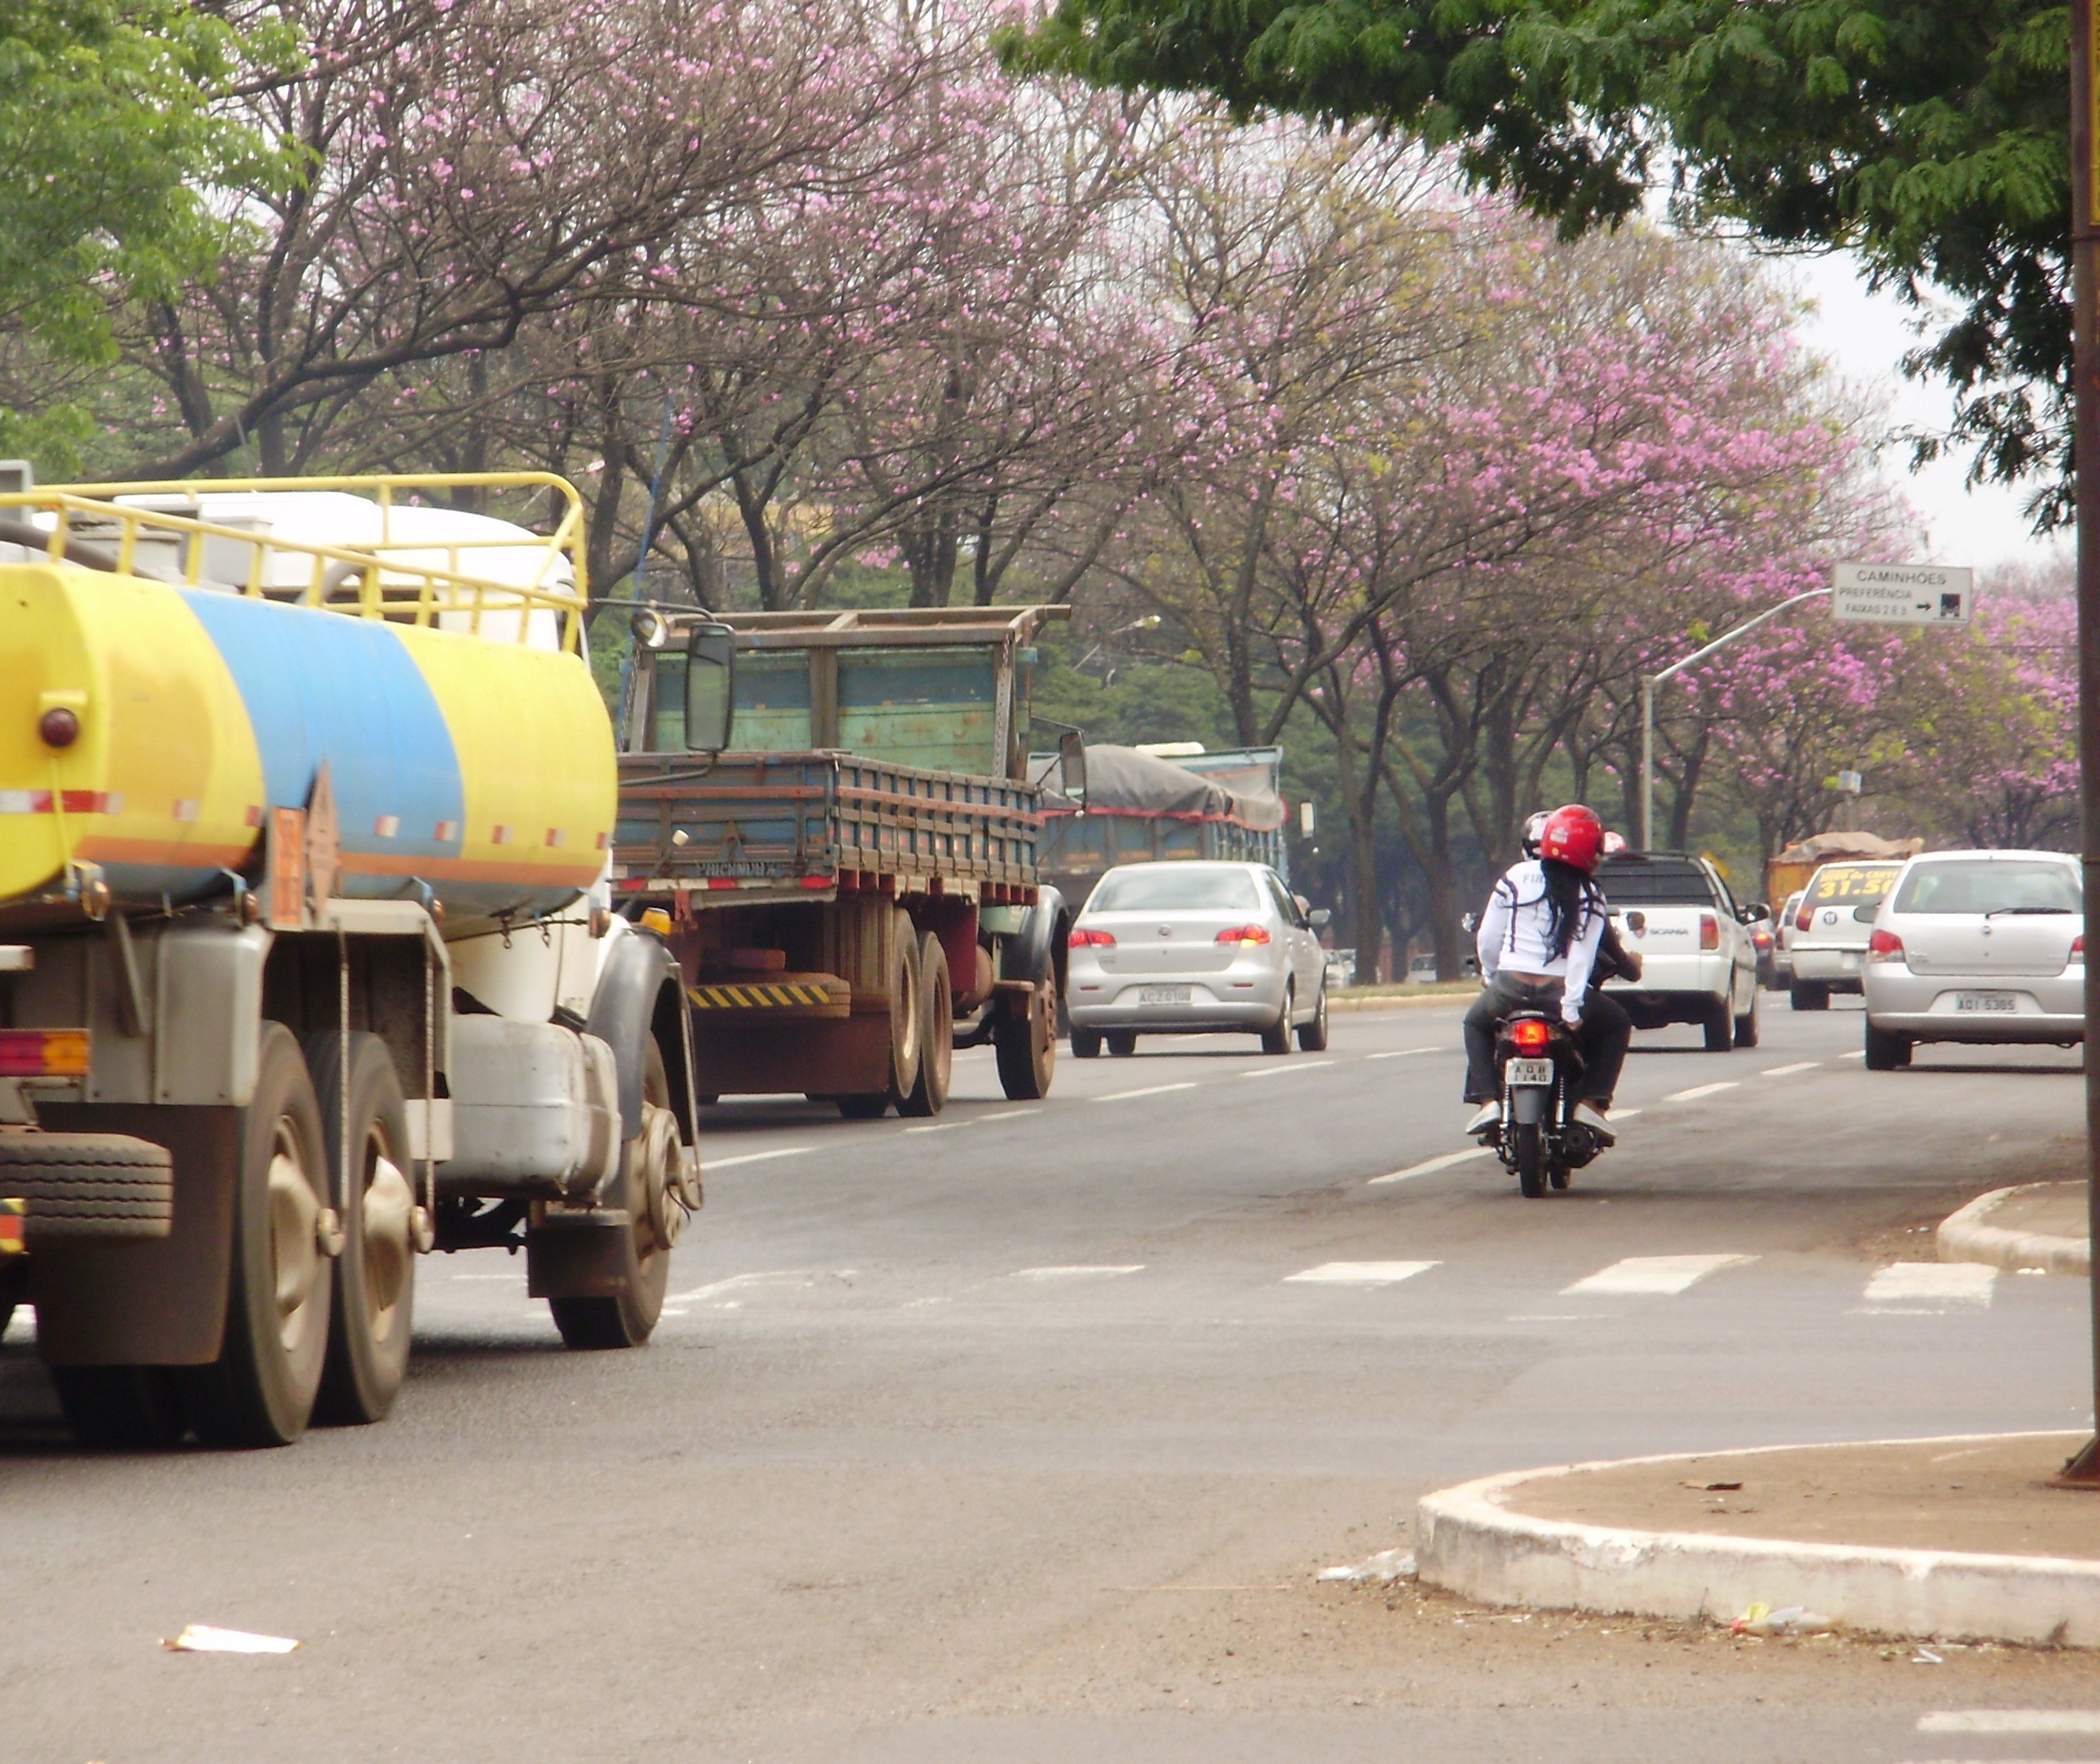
left=1505, top=1058, right=1554, bottom=1086
left=1954, top=991, right=2018, bottom=1012
left=1138, top=985, right=1191, bottom=1004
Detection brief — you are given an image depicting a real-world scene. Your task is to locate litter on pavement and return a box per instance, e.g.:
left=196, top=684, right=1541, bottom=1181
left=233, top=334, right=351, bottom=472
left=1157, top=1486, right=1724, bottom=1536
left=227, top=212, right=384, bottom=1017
left=1317, top=1548, right=1416, bottom=1583
left=1730, top=1603, right=1836, bottom=1637
left=162, top=1625, right=301, bottom=1654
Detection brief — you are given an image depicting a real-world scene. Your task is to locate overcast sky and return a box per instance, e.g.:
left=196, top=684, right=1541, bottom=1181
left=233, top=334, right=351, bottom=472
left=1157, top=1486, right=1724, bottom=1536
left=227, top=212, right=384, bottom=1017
left=1782, top=250, right=2069, bottom=580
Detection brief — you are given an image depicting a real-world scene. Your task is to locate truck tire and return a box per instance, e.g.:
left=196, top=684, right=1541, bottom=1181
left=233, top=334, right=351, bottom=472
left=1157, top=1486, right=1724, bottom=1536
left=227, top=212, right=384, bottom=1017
left=48, top=1365, right=188, bottom=1449
left=884, top=910, right=923, bottom=1110
left=1703, top=996, right=1736, bottom=1053
left=180, top=1024, right=333, bottom=1449
left=0, top=1134, right=172, bottom=1245
left=1071, top=1028, right=1103, bottom=1060
left=898, top=934, right=952, bottom=1118
left=304, top=1032, right=416, bottom=1426
left=549, top=1040, right=676, bottom=1350
left=1732, top=988, right=1760, bottom=1049
left=994, top=981, right=1056, bottom=1101
left=1790, top=980, right=1829, bottom=1012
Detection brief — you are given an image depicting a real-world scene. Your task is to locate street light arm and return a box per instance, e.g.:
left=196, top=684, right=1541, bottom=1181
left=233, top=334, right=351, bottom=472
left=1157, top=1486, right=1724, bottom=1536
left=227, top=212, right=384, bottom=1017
left=1652, top=588, right=1833, bottom=686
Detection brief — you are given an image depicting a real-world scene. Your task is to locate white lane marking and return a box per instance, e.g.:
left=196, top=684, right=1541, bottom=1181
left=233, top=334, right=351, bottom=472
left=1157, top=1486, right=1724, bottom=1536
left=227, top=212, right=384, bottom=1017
left=980, top=1107, right=1043, bottom=1121
left=1760, top=1061, right=1821, bottom=1076
left=1662, top=1081, right=1738, bottom=1102
left=902, top=1122, right=965, bottom=1134
left=1094, top=1082, right=1200, bottom=1102
left=1863, top=1263, right=1998, bottom=1308
left=1011, top=1264, right=1144, bottom=1280
left=1840, top=1049, right=1865, bottom=1059
left=1286, top=1260, right=1438, bottom=1286
left=704, top=1146, right=815, bottom=1170
left=1240, top=1060, right=1338, bottom=1078
left=1607, top=1108, right=1642, bottom=1119
left=1366, top=1048, right=1442, bottom=1060
left=1367, top=1148, right=1490, bottom=1186
left=1563, top=1254, right=1754, bottom=1296
left=1920, top=1711, right=2100, bottom=1735
left=447, top=1273, right=523, bottom=1282
left=664, top=1269, right=814, bottom=1304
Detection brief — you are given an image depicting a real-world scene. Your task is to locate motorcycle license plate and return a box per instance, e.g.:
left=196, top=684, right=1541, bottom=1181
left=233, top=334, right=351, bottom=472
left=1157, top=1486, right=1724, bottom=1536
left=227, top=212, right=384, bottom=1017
left=1505, top=1058, right=1555, bottom=1086
left=1954, top=991, right=2018, bottom=1012
left=1138, top=986, right=1191, bottom=1004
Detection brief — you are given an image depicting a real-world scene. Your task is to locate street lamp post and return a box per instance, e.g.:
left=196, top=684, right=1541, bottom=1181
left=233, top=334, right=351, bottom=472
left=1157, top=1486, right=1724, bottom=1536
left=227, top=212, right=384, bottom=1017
left=1637, top=589, right=1833, bottom=852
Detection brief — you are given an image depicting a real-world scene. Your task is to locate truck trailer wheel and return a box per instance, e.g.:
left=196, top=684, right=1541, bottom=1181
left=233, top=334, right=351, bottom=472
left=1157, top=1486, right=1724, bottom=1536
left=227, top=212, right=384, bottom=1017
left=304, top=1032, right=416, bottom=1426
left=548, top=1040, right=676, bottom=1351
left=0, top=1133, right=172, bottom=1245
left=994, top=981, right=1056, bottom=1101
left=181, top=1024, right=333, bottom=1448
left=898, top=934, right=952, bottom=1118
left=883, top=911, right=924, bottom=1110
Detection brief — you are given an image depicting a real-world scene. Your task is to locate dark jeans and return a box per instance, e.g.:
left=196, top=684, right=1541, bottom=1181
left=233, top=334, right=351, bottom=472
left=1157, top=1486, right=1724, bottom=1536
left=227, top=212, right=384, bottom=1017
left=1462, top=975, right=1630, bottom=1107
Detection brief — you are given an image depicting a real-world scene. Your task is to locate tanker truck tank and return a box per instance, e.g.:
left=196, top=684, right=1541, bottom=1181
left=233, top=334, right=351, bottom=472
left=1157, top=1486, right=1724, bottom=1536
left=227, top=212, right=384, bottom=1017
left=0, top=477, right=612, bottom=933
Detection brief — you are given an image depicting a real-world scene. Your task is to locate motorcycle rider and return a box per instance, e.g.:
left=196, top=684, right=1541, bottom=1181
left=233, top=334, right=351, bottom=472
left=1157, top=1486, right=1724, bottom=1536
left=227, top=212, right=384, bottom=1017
left=1462, top=804, right=1630, bottom=1142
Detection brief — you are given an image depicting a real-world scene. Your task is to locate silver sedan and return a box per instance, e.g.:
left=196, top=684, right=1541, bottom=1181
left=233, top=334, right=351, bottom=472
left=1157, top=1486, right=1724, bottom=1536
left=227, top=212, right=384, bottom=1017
left=1065, top=861, right=1330, bottom=1057
left=1861, top=848, right=2083, bottom=1069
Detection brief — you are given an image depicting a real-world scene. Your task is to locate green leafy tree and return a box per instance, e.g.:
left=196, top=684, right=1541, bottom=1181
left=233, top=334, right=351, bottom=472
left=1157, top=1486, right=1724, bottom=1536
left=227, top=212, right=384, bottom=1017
left=1001, top=0, right=2076, bottom=525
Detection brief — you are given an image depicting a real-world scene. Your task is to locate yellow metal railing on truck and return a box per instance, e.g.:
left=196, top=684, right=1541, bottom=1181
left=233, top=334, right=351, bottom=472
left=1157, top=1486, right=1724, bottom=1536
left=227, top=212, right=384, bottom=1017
left=0, top=473, right=591, bottom=653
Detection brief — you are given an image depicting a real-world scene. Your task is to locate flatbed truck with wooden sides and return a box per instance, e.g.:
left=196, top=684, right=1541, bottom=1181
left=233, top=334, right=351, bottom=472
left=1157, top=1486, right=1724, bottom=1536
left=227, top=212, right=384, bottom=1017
left=610, top=605, right=1074, bottom=1117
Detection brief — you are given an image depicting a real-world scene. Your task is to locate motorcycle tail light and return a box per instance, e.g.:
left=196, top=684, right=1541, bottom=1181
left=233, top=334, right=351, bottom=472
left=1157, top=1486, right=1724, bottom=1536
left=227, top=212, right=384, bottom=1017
left=1868, top=929, right=1905, bottom=961
left=1510, top=1018, right=1551, bottom=1053
left=1699, top=912, right=1719, bottom=950
left=1068, top=927, right=1115, bottom=947
left=1215, top=924, right=1270, bottom=946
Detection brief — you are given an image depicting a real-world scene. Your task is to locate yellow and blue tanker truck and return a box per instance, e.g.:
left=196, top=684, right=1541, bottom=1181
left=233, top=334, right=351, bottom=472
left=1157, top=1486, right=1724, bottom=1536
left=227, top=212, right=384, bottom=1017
left=0, top=475, right=704, bottom=1447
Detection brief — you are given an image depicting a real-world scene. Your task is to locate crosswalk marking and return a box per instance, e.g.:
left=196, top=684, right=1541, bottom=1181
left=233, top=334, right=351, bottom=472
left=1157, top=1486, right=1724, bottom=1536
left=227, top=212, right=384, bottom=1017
left=1094, top=1082, right=1200, bottom=1102
left=1920, top=1711, right=2100, bottom=1734
left=1286, top=1260, right=1439, bottom=1286
left=1863, top=1263, right=1997, bottom=1308
left=1760, top=1061, right=1820, bottom=1076
left=1563, top=1254, right=1754, bottom=1296
left=1663, top=1081, right=1738, bottom=1102
left=1367, top=1148, right=1491, bottom=1186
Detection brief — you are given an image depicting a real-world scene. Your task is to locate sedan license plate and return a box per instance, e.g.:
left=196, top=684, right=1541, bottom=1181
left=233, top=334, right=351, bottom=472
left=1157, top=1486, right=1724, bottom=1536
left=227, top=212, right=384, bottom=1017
left=1954, top=991, right=2018, bottom=1012
left=1505, top=1058, right=1555, bottom=1086
left=1138, top=985, right=1192, bottom=1005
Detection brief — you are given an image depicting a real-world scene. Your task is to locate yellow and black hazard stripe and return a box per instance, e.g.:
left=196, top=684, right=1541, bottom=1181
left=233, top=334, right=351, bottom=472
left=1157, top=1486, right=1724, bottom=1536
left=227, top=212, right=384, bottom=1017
left=687, top=982, right=840, bottom=1010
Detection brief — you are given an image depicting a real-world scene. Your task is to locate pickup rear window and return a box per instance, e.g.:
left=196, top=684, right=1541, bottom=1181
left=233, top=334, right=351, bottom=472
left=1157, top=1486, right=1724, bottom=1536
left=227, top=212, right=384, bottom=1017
left=1596, top=859, right=1716, bottom=909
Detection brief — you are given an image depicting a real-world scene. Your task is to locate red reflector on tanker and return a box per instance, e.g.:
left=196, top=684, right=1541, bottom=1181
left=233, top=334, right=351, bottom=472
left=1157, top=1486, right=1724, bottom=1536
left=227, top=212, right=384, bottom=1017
left=1214, top=924, right=1270, bottom=946
left=1510, top=1019, right=1551, bottom=1053
left=0, top=1029, right=89, bottom=1076
left=1698, top=912, right=1719, bottom=950
left=1069, top=927, right=1115, bottom=947
left=1868, top=929, right=1905, bottom=961
left=799, top=875, right=832, bottom=889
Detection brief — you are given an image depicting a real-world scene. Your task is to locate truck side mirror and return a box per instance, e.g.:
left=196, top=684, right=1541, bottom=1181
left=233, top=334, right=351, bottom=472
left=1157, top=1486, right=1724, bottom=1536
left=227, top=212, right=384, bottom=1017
left=1057, top=728, right=1086, bottom=800
left=683, top=622, right=736, bottom=752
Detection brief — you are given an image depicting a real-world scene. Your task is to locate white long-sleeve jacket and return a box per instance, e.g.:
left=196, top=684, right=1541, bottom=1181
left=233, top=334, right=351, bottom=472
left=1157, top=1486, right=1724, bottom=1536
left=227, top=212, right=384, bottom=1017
left=1475, top=859, right=1606, bottom=1025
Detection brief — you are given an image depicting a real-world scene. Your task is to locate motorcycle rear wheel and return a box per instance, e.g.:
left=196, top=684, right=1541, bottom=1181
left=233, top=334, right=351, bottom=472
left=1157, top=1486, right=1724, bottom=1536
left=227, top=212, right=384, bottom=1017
left=1513, top=1123, right=1547, bottom=1198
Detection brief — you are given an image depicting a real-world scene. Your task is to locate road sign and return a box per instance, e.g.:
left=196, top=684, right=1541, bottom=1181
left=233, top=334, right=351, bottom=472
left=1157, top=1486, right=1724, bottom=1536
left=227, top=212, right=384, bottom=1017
left=1829, top=563, right=1973, bottom=626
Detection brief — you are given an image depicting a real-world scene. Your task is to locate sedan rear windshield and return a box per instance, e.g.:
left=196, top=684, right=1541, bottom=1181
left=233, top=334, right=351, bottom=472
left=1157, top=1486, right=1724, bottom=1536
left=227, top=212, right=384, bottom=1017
left=1089, top=868, right=1261, bottom=912
left=1893, top=859, right=2082, bottom=915
left=1596, top=859, right=1715, bottom=908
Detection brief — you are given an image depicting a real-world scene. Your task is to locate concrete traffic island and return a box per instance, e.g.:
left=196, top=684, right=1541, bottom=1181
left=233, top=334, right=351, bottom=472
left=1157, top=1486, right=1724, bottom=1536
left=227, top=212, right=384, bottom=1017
left=1939, top=1182, right=2089, bottom=1276
left=1415, top=1432, right=2100, bottom=1646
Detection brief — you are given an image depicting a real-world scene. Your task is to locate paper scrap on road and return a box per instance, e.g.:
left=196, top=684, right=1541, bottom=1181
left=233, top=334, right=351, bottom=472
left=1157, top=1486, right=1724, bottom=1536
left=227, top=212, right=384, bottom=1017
left=1367, top=1148, right=1489, bottom=1185
left=1286, top=1260, right=1438, bottom=1286
left=1317, top=1547, right=1415, bottom=1583
left=1862, top=1263, right=1997, bottom=1308
left=163, top=1625, right=299, bottom=1654
left=1562, top=1254, right=1753, bottom=1296
left=1919, top=1711, right=2100, bottom=1734
left=1662, top=1081, right=1738, bottom=1102
left=1731, top=1603, right=1835, bottom=1637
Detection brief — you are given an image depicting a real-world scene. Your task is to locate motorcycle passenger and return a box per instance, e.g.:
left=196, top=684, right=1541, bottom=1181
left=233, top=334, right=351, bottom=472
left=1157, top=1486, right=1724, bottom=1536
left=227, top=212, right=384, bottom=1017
left=1462, top=804, right=1630, bottom=1143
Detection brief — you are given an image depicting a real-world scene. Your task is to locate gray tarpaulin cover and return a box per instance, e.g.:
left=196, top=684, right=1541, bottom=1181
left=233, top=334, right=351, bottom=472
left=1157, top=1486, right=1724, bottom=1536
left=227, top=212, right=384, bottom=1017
left=1048, top=745, right=1286, bottom=830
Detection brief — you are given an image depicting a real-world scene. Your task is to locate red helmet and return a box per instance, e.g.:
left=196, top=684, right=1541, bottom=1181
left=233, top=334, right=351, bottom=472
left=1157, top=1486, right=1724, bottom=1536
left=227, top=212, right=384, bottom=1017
left=1539, top=804, right=1605, bottom=873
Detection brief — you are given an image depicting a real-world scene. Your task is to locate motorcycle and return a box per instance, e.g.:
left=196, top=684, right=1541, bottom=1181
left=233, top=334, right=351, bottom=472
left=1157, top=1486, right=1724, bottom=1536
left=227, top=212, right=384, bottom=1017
left=1490, top=1010, right=1609, bottom=1198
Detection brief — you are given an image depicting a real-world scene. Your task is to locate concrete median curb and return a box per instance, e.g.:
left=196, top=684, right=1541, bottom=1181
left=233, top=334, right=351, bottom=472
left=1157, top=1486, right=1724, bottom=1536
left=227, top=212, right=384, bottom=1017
left=1938, top=1184, right=2089, bottom=1276
left=1414, top=1434, right=2100, bottom=1647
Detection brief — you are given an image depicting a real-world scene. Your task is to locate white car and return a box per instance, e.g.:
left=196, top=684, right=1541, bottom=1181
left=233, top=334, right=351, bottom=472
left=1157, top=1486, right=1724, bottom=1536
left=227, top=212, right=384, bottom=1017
left=1861, top=849, right=2083, bottom=1069
left=1595, top=851, right=1765, bottom=1051
left=1065, top=861, right=1330, bottom=1056
left=1788, top=860, right=1905, bottom=1009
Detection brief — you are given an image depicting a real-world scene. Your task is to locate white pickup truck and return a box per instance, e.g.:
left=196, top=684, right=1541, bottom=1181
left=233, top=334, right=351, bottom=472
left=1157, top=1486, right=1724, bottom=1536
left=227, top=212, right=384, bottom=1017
left=1595, top=851, right=1766, bottom=1051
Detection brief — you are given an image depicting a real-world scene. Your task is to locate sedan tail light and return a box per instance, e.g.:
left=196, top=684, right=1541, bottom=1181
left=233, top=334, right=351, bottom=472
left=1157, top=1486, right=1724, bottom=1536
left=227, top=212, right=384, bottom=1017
left=1794, top=905, right=1813, bottom=933
left=1868, top=929, right=1905, bottom=962
left=1509, top=1018, right=1552, bottom=1053
left=1068, top=927, right=1115, bottom=948
left=1698, top=912, right=1719, bottom=951
left=2073, top=934, right=2085, bottom=962
left=1215, top=924, right=1272, bottom=946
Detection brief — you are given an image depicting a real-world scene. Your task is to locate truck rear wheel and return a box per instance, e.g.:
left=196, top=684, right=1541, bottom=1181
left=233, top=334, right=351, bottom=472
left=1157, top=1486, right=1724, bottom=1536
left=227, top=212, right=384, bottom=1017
left=304, top=1032, right=416, bottom=1426
left=994, top=981, right=1055, bottom=1100
left=898, top=934, right=952, bottom=1117
left=181, top=1024, right=333, bottom=1448
left=549, top=1040, right=676, bottom=1351
left=883, top=911, right=923, bottom=1110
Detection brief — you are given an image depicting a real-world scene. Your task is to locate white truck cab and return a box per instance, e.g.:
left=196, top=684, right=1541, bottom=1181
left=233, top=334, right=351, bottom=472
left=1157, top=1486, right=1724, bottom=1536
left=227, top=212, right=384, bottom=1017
left=1595, top=851, right=1765, bottom=1051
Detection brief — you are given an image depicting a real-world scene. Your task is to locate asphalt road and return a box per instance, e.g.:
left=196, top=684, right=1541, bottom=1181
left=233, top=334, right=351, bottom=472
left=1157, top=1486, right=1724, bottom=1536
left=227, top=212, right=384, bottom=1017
left=3, top=996, right=2096, bottom=1763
